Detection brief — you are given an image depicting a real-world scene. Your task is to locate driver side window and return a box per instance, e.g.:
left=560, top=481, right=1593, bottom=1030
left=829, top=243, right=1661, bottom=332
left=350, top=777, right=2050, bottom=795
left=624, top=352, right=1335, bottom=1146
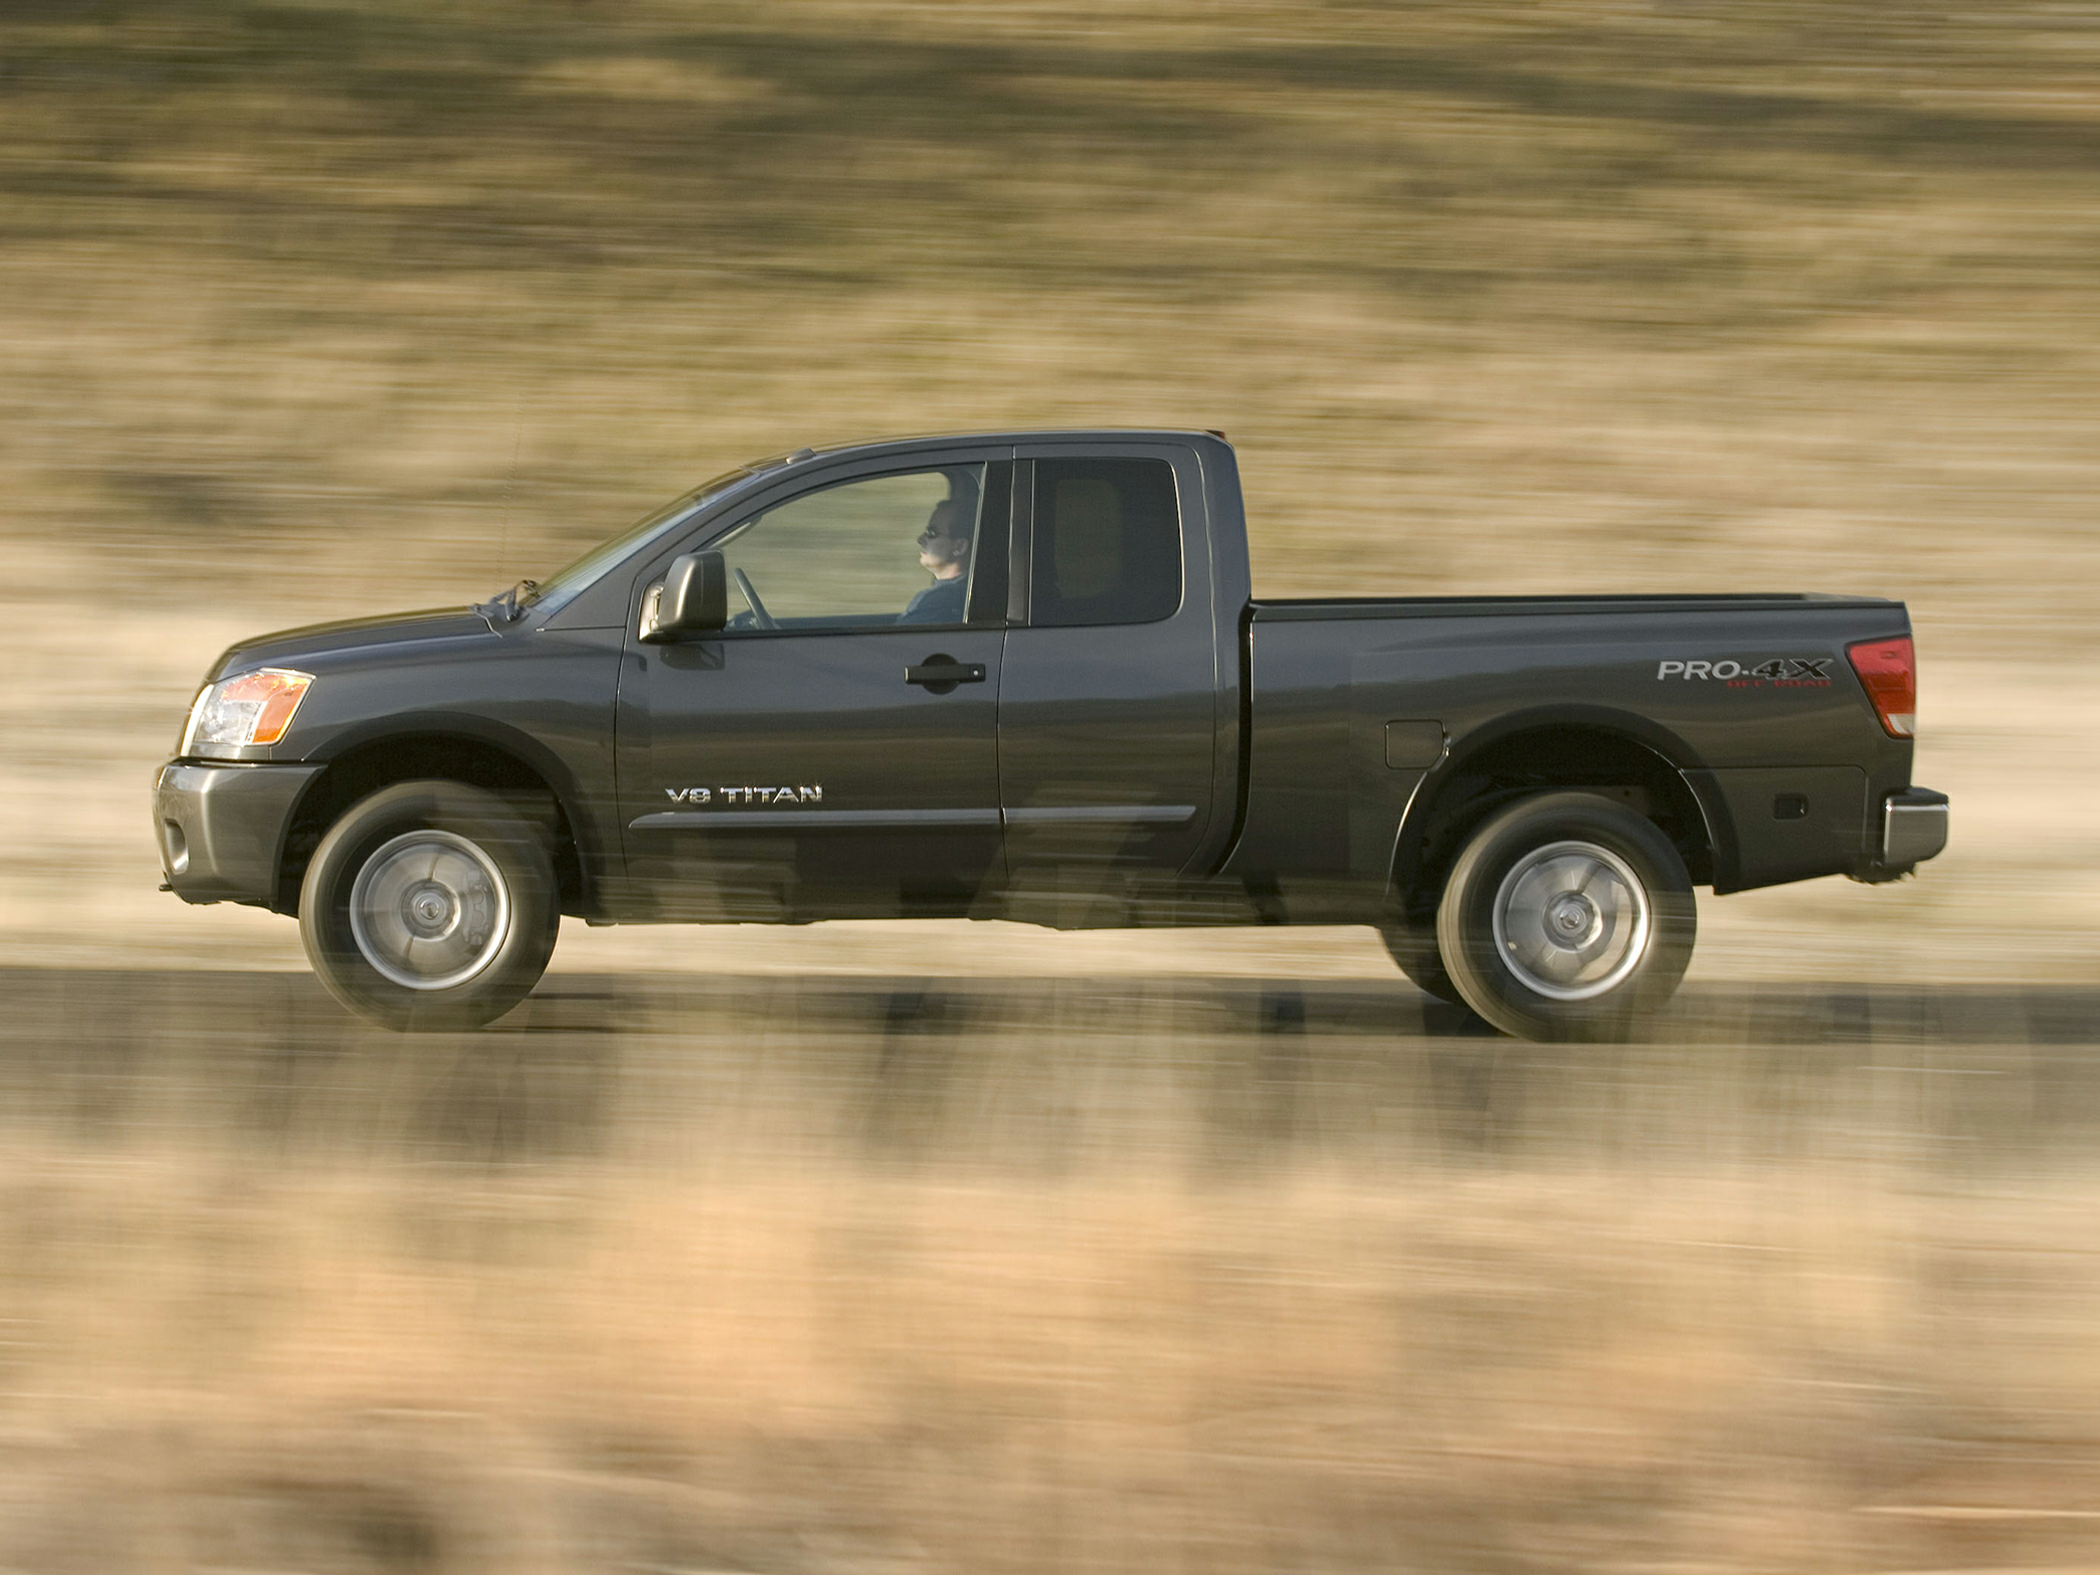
left=712, top=464, right=992, bottom=633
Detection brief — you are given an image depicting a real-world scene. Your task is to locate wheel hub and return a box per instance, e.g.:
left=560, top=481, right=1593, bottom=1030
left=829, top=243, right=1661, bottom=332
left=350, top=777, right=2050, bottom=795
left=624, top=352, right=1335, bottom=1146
left=347, top=830, right=511, bottom=992
left=1489, top=840, right=1653, bottom=1002
left=406, top=882, right=457, bottom=936
left=1546, top=892, right=1600, bottom=946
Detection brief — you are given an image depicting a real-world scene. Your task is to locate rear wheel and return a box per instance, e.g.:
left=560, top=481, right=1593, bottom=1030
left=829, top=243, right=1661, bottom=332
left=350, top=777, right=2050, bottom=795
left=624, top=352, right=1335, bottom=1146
left=1436, top=792, right=1695, bottom=1041
left=299, top=780, right=559, bottom=1031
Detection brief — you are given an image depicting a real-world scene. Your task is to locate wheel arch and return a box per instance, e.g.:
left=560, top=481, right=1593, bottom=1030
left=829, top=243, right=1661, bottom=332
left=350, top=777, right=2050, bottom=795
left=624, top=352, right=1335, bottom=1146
left=276, top=722, right=593, bottom=917
left=1388, top=707, right=1724, bottom=918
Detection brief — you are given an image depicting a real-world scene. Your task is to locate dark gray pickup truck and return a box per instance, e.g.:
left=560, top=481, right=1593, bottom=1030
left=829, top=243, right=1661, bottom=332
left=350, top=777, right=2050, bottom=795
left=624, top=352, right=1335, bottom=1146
left=154, top=430, right=1947, bottom=1039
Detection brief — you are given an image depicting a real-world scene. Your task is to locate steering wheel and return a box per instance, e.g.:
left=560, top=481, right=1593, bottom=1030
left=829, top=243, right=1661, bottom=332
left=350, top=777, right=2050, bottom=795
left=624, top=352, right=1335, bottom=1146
left=731, top=567, right=777, bottom=631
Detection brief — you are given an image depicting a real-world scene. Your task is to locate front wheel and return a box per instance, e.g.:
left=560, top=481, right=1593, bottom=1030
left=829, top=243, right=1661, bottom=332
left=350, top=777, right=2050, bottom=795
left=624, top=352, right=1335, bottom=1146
left=299, top=780, right=559, bottom=1031
left=1376, top=916, right=1466, bottom=1006
left=1436, top=792, right=1695, bottom=1041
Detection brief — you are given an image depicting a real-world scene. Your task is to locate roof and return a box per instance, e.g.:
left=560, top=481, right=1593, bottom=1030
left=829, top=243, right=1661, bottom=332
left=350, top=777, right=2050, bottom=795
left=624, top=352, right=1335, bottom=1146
left=756, top=428, right=1232, bottom=470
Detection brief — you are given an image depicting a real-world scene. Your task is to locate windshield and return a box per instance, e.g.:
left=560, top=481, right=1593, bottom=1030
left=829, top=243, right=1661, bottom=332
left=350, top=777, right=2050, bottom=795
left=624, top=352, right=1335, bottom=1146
left=523, top=458, right=786, bottom=615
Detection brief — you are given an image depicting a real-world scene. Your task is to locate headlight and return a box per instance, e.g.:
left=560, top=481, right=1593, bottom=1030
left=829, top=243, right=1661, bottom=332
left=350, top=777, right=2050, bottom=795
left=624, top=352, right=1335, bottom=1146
left=181, top=668, right=314, bottom=755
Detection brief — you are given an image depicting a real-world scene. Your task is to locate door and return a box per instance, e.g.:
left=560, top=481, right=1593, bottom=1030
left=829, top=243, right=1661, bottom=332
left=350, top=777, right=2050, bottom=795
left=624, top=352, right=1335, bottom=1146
left=997, top=442, right=1223, bottom=913
left=621, top=455, right=1011, bottom=920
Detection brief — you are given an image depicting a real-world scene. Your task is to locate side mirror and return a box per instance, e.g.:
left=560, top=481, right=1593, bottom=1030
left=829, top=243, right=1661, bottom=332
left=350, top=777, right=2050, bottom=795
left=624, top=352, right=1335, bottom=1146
left=641, top=551, right=727, bottom=642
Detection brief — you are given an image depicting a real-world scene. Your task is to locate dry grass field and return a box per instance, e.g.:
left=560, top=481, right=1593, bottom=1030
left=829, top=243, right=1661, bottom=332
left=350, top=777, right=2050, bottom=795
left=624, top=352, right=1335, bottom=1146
left=2, top=2, right=2098, bottom=1570
left=4, top=0, right=2095, bottom=640
left=8, top=1162, right=2098, bottom=1574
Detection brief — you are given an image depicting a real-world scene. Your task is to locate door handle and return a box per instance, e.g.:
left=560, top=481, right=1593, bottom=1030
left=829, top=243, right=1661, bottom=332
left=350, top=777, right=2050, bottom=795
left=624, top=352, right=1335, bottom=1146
left=905, top=655, right=987, bottom=694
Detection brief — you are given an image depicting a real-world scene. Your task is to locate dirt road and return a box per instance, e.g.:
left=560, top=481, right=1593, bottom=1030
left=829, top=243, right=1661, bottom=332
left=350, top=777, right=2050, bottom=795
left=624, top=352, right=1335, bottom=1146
left=5, top=968, right=2097, bottom=1170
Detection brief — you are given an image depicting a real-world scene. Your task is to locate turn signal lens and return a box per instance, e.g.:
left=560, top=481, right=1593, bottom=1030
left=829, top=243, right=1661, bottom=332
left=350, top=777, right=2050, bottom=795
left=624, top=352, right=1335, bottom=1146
left=1846, top=636, right=1915, bottom=738
left=182, top=668, right=314, bottom=755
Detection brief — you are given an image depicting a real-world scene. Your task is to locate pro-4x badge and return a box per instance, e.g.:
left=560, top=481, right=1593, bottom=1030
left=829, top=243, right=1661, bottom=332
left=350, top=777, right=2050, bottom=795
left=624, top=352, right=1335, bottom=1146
left=1656, top=658, right=1832, bottom=686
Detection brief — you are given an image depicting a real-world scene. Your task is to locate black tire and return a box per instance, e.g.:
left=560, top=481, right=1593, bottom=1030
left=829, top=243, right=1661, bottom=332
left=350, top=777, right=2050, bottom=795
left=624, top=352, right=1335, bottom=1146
left=299, top=780, right=559, bottom=1031
left=1376, top=916, right=1466, bottom=1006
left=1436, top=792, right=1695, bottom=1042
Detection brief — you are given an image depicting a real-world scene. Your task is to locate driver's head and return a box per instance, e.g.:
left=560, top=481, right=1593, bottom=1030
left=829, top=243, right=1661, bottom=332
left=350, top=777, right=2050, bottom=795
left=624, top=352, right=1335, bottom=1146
left=917, top=499, right=974, bottom=581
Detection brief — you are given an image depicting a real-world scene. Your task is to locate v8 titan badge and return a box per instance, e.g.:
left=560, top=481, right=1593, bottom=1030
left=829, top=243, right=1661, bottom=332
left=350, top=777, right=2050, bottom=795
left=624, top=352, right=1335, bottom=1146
left=1656, top=657, right=1832, bottom=688
left=664, top=784, right=825, bottom=805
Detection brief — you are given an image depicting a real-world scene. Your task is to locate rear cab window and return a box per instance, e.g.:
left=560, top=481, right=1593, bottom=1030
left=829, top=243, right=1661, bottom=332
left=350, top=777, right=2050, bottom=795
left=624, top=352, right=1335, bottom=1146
left=1028, top=457, right=1182, bottom=627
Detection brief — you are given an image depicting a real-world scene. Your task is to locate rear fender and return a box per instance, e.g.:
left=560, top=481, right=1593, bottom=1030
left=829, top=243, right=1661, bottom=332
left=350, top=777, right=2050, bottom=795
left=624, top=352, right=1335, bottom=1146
left=1386, top=704, right=1723, bottom=913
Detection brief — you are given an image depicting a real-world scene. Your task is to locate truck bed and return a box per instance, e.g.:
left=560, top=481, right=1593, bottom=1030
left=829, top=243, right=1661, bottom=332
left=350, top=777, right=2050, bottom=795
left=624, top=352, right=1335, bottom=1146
left=1227, top=589, right=1919, bottom=905
left=1251, top=592, right=1899, bottom=622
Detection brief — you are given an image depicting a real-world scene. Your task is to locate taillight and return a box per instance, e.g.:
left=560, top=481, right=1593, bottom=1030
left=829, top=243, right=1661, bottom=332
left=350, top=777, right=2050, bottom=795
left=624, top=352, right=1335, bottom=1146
left=1846, top=636, right=1915, bottom=738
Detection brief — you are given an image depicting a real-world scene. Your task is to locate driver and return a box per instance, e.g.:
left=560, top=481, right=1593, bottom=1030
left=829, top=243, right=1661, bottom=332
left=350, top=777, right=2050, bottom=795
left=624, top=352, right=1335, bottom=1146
left=899, top=498, right=974, bottom=625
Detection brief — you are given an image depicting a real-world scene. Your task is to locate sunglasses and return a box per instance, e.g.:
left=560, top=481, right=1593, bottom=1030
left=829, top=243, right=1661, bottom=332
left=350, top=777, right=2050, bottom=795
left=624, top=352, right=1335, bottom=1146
left=918, top=525, right=965, bottom=545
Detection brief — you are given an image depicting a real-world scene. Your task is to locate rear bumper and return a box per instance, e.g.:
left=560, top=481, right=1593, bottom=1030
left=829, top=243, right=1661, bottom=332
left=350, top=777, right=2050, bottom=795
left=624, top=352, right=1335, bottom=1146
left=1858, top=785, right=1948, bottom=881
left=153, top=761, right=323, bottom=906
left=1883, top=785, right=1949, bottom=865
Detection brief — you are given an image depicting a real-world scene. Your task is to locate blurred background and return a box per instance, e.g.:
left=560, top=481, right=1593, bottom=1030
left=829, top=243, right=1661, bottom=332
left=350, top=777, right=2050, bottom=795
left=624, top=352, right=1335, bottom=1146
left=1, top=2, right=2097, bottom=1570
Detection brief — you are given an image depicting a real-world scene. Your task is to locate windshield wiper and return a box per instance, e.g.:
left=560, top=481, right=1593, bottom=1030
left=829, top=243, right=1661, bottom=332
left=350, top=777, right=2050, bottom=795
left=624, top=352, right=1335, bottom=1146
left=477, top=579, right=539, bottom=623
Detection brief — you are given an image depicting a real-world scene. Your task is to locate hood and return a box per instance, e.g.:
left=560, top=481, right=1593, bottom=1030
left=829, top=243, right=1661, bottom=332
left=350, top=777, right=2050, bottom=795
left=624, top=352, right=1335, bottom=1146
left=209, top=607, right=499, bottom=680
